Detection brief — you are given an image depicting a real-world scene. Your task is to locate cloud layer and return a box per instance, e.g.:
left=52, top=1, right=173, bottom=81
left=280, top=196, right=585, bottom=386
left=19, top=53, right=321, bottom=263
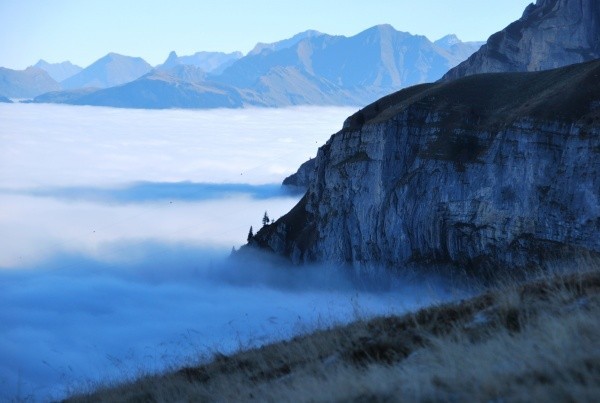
left=0, top=104, right=465, bottom=401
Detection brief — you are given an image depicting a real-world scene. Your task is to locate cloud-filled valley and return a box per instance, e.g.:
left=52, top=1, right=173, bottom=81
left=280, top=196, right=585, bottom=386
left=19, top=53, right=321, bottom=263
left=0, top=103, right=464, bottom=400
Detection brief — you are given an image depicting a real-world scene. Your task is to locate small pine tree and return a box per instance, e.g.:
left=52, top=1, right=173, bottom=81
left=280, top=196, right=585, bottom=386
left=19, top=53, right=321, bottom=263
left=247, top=226, right=254, bottom=242
left=262, top=211, right=270, bottom=227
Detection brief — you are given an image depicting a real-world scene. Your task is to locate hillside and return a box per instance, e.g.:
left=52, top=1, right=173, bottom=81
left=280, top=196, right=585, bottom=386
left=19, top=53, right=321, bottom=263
left=67, top=262, right=600, bottom=401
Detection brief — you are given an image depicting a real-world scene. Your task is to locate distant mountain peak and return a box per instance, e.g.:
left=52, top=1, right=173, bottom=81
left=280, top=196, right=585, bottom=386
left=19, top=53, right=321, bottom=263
left=248, top=30, right=324, bottom=56
left=157, top=50, right=242, bottom=74
left=33, top=59, right=83, bottom=81
left=435, top=34, right=461, bottom=46
left=60, top=53, right=152, bottom=89
left=374, top=23, right=395, bottom=31
left=162, top=51, right=181, bottom=69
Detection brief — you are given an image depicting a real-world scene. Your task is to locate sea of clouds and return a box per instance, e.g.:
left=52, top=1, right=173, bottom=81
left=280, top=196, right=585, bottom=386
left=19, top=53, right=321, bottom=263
left=0, top=103, right=464, bottom=400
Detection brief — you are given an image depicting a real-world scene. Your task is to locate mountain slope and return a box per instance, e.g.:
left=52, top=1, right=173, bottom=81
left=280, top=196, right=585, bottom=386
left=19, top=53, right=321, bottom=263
left=33, top=60, right=82, bottom=82
left=443, top=0, right=600, bottom=80
left=48, top=70, right=245, bottom=109
left=60, top=53, right=152, bottom=89
left=253, top=60, right=600, bottom=271
left=0, top=67, right=60, bottom=98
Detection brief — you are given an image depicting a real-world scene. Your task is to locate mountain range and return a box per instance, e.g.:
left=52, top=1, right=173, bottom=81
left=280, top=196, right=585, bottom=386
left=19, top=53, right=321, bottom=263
left=0, top=25, right=483, bottom=108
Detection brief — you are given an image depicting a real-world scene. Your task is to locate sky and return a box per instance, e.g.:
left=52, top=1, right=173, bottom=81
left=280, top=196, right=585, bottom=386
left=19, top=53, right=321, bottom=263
left=0, top=0, right=533, bottom=69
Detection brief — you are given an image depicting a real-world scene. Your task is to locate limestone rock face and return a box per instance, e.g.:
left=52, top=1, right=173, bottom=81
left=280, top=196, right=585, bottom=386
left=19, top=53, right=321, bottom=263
left=443, top=0, right=600, bottom=81
left=282, top=158, right=316, bottom=189
left=254, top=61, right=600, bottom=271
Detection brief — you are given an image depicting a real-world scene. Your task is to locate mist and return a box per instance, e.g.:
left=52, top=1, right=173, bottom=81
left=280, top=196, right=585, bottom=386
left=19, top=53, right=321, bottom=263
left=0, top=104, right=464, bottom=401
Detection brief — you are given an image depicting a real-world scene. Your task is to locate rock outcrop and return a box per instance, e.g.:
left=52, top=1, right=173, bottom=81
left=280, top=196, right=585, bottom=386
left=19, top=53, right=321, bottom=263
left=443, top=0, right=600, bottom=81
left=253, top=60, right=600, bottom=272
left=282, top=158, right=316, bottom=189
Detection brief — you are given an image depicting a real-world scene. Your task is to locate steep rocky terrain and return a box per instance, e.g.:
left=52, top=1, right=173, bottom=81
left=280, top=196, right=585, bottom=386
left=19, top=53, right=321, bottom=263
left=443, top=0, right=600, bottom=80
left=255, top=60, right=600, bottom=272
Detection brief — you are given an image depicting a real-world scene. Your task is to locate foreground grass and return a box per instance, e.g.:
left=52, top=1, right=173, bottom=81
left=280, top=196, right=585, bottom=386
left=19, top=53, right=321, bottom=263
left=68, top=265, right=600, bottom=402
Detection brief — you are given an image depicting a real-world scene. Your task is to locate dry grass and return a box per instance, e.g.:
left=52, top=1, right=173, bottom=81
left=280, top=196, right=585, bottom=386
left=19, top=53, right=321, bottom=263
left=67, top=261, right=600, bottom=402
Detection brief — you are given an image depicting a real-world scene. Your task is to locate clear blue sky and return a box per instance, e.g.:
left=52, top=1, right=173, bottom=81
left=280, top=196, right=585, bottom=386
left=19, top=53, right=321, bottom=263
left=0, top=0, right=533, bottom=69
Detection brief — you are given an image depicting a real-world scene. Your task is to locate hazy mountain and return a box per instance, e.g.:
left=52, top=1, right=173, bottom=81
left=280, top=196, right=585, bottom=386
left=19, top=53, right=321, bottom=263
left=155, top=64, right=207, bottom=83
left=38, top=69, right=244, bottom=109
left=0, top=66, right=60, bottom=98
left=33, top=60, right=82, bottom=82
left=61, top=53, right=152, bottom=89
left=248, top=30, right=324, bottom=55
left=33, top=25, right=483, bottom=109
left=213, top=24, right=477, bottom=104
left=31, top=87, right=100, bottom=104
left=159, top=51, right=243, bottom=74
left=0, top=95, right=12, bottom=103
left=443, top=0, right=600, bottom=80
left=433, top=35, right=484, bottom=64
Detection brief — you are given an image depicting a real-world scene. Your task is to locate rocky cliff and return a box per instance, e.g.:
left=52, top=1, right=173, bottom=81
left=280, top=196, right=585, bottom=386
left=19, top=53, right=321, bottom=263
left=443, top=0, right=600, bottom=81
left=253, top=60, right=600, bottom=272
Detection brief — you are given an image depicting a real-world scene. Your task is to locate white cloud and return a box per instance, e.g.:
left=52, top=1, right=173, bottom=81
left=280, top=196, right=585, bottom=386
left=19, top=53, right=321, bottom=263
left=0, top=103, right=357, bottom=188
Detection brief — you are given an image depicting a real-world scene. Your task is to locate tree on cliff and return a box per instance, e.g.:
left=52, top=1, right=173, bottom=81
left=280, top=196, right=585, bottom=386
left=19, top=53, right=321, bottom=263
left=247, top=226, right=254, bottom=243
left=262, top=211, right=270, bottom=227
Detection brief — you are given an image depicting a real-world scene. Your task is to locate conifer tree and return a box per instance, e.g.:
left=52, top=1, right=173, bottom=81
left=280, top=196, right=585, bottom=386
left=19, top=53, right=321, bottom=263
left=262, top=211, right=270, bottom=227
left=247, top=226, right=254, bottom=242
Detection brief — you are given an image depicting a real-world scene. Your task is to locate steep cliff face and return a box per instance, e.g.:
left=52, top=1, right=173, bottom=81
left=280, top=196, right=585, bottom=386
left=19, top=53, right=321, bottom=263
left=254, top=61, right=600, bottom=271
left=443, top=0, right=600, bottom=81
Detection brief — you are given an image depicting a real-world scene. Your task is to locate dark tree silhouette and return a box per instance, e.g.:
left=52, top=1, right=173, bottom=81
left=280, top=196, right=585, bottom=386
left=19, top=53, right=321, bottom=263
left=262, top=211, right=270, bottom=227
left=247, top=226, right=254, bottom=242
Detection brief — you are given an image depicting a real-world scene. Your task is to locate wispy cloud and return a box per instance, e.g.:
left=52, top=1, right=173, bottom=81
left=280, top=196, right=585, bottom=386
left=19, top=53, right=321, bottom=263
left=2, top=181, right=303, bottom=204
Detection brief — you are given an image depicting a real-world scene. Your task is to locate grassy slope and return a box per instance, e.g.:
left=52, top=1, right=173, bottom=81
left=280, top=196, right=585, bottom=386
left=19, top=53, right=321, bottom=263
left=344, top=59, right=600, bottom=132
left=67, top=260, right=600, bottom=402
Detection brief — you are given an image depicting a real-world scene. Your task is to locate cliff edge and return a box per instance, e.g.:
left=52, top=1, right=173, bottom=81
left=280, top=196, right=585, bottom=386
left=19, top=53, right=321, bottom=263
left=253, top=60, right=600, bottom=272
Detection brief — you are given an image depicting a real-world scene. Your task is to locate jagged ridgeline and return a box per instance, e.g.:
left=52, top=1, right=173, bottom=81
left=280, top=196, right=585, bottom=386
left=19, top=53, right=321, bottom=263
left=251, top=60, right=600, bottom=272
